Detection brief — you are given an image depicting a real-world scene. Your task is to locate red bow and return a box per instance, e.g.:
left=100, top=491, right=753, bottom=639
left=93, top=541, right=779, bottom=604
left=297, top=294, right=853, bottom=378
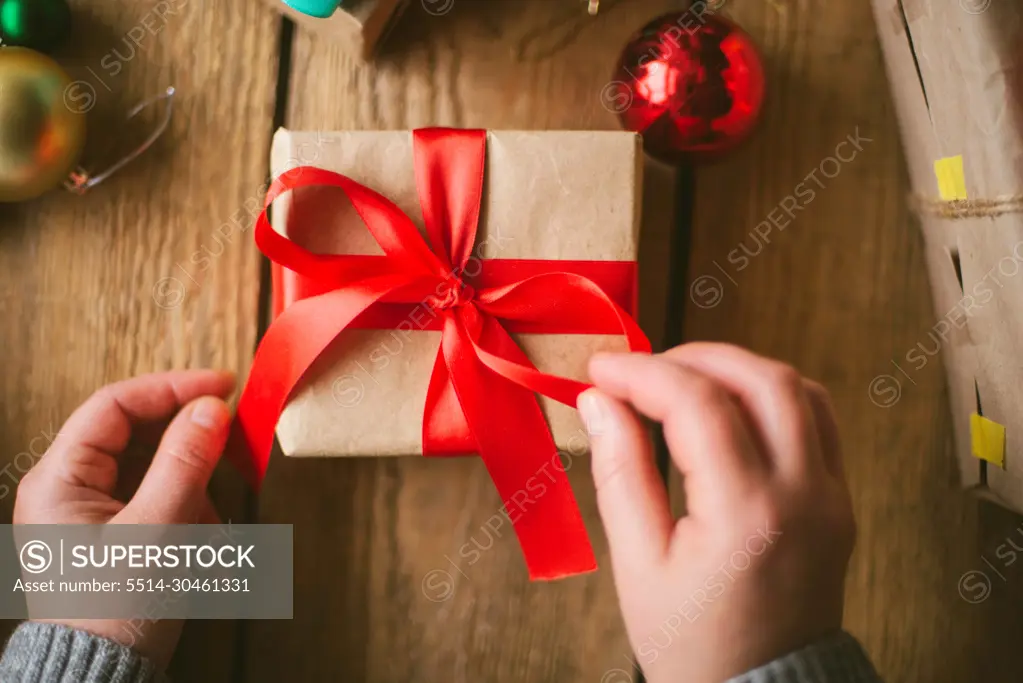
left=231, top=128, right=650, bottom=580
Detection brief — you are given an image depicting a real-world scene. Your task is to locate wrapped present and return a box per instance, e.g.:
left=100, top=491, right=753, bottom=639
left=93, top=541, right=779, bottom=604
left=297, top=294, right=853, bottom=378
left=231, top=128, right=650, bottom=579
left=270, top=0, right=409, bottom=59
left=871, top=0, right=1023, bottom=511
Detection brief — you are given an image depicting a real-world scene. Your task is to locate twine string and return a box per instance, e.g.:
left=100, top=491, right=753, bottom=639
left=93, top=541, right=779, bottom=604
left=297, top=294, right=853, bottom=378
left=911, top=194, right=1023, bottom=219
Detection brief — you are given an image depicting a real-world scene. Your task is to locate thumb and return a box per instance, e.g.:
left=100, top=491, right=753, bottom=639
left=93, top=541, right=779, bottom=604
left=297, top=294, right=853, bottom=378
left=577, top=388, right=672, bottom=570
left=125, top=396, right=231, bottom=524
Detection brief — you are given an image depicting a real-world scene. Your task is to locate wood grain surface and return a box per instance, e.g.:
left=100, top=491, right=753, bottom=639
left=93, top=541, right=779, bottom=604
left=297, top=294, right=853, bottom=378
left=0, top=0, right=279, bottom=680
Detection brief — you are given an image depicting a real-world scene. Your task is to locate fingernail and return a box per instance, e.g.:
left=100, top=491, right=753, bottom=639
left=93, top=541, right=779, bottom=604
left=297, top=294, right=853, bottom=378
left=577, top=389, right=610, bottom=437
left=190, top=397, right=227, bottom=429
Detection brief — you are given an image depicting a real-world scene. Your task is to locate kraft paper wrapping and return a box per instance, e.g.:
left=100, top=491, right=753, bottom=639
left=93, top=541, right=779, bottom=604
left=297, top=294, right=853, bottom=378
left=267, top=0, right=408, bottom=59
left=269, top=129, right=642, bottom=458
left=871, top=0, right=1023, bottom=510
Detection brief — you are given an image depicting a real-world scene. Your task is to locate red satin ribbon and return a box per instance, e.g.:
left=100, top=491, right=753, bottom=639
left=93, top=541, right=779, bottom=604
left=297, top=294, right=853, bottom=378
left=231, top=128, right=650, bottom=580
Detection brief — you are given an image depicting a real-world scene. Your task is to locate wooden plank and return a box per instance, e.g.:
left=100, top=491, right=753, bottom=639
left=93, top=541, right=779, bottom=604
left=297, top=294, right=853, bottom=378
left=675, top=2, right=1023, bottom=682
left=246, top=1, right=679, bottom=681
left=0, top=0, right=280, bottom=679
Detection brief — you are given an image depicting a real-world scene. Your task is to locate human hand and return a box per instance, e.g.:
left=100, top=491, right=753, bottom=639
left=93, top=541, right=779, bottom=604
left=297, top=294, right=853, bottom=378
left=13, top=370, right=236, bottom=669
left=577, top=344, right=855, bottom=683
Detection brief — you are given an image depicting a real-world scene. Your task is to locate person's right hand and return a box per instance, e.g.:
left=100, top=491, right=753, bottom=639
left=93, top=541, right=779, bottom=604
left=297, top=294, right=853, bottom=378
left=577, top=343, right=856, bottom=683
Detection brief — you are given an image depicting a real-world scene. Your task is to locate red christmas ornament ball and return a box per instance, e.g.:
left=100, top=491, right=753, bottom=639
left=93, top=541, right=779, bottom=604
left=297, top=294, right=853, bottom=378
left=608, top=12, right=766, bottom=164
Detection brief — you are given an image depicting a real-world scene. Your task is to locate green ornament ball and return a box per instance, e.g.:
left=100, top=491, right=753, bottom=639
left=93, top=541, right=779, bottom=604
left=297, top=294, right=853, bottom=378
left=0, top=0, right=72, bottom=55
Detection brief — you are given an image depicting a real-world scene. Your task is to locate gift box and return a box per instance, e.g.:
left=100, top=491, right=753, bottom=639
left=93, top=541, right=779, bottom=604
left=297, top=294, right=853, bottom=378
left=267, top=128, right=642, bottom=458
left=270, top=0, right=409, bottom=59
left=232, top=128, right=649, bottom=579
left=871, top=0, right=1023, bottom=512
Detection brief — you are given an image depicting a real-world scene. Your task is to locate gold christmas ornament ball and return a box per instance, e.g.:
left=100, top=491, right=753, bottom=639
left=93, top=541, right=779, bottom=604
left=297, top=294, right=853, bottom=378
left=0, top=47, right=85, bottom=202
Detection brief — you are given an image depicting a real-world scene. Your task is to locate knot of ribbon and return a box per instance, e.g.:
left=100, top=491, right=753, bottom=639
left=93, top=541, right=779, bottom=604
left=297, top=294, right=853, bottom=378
left=431, top=278, right=475, bottom=310
left=230, top=128, right=650, bottom=580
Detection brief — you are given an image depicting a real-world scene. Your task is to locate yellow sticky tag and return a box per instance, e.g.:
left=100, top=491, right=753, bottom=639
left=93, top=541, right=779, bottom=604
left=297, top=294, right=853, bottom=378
left=971, top=413, right=1005, bottom=468
left=934, top=155, right=968, bottom=201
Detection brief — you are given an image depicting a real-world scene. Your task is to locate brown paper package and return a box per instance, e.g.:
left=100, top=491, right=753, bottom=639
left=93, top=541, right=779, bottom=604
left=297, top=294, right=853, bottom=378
left=269, top=129, right=643, bottom=458
left=268, top=0, right=409, bottom=59
left=871, top=0, right=1023, bottom=511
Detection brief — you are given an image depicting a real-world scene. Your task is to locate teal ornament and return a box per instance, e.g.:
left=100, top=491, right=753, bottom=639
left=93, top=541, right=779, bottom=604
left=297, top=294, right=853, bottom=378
left=0, top=0, right=72, bottom=55
left=283, top=0, right=340, bottom=19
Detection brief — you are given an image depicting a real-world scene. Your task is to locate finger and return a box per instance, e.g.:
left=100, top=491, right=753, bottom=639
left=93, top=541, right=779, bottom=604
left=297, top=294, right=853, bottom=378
left=577, top=389, right=672, bottom=568
left=125, top=397, right=231, bottom=523
left=802, top=380, right=844, bottom=479
left=43, top=368, right=234, bottom=464
left=38, top=371, right=235, bottom=495
left=51, top=370, right=236, bottom=457
left=588, top=353, right=765, bottom=512
left=662, top=344, right=822, bottom=476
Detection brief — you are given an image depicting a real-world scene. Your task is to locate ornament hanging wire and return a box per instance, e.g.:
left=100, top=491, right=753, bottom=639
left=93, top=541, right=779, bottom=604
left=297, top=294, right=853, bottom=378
left=64, top=86, right=176, bottom=194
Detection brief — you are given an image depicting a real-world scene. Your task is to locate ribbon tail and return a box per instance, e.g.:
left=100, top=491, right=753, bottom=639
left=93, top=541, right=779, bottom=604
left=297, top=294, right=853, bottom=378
left=472, top=313, right=589, bottom=407
left=472, top=343, right=589, bottom=407
left=474, top=272, right=652, bottom=405
left=422, top=338, right=475, bottom=456
left=229, top=275, right=428, bottom=490
left=440, top=310, right=596, bottom=579
left=478, top=272, right=650, bottom=351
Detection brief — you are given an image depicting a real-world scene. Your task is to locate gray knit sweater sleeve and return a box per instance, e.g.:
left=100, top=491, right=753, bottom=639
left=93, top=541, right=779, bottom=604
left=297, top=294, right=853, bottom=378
left=727, top=631, right=883, bottom=683
left=0, top=623, right=879, bottom=683
left=0, top=622, right=166, bottom=683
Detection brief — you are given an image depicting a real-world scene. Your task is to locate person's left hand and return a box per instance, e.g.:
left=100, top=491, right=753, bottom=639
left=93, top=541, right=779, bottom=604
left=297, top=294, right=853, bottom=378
left=14, top=369, right=236, bottom=669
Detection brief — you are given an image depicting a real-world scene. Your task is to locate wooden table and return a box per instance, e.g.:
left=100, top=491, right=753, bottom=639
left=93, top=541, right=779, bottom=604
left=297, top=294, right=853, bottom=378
left=1, top=0, right=1021, bottom=681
